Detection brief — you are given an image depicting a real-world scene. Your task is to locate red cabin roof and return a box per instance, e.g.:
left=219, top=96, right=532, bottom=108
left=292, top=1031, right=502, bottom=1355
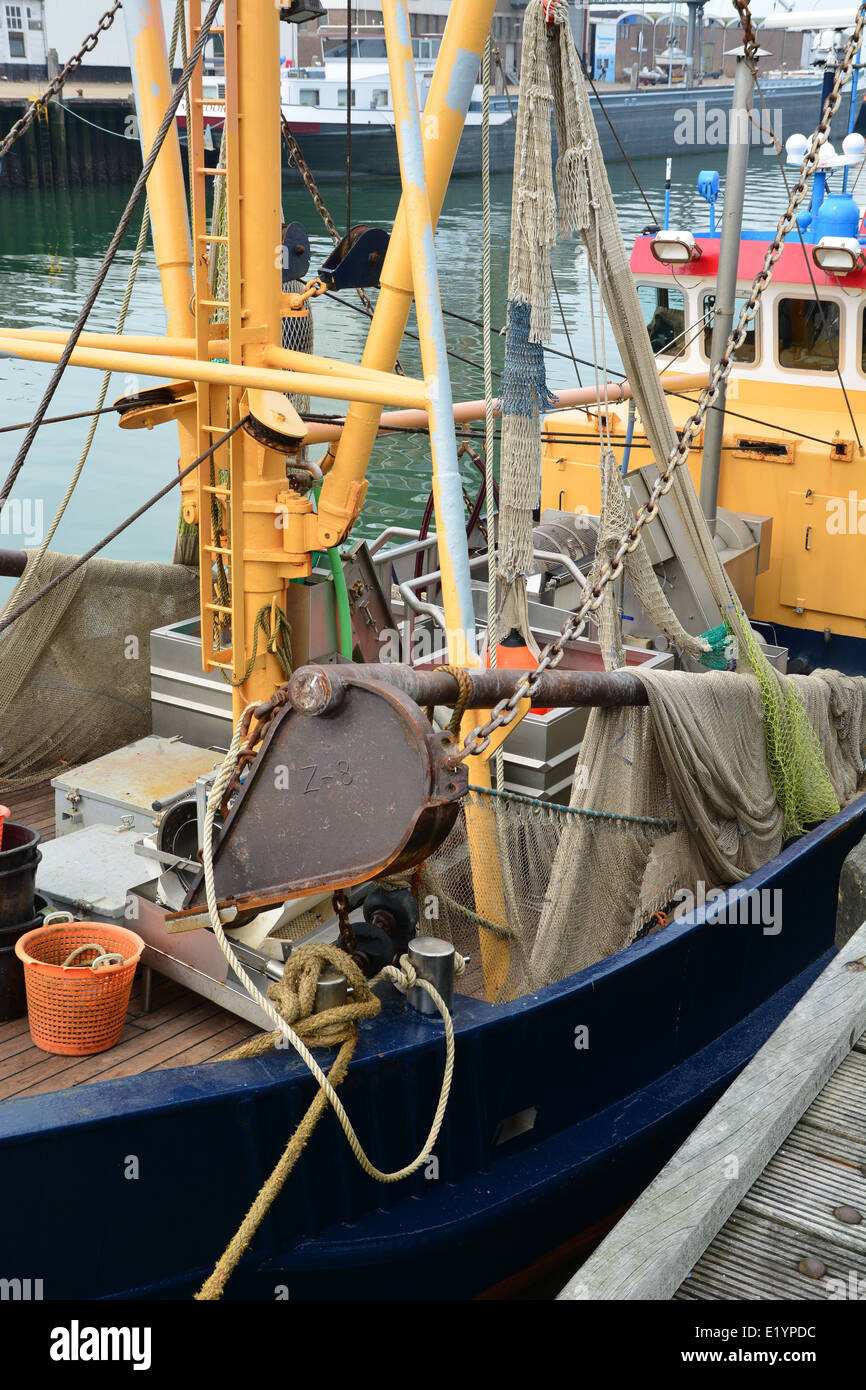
left=630, top=234, right=866, bottom=290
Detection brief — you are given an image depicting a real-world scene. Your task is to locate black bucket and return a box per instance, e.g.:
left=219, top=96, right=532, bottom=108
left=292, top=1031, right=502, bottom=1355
left=0, top=850, right=42, bottom=927
left=0, top=822, right=41, bottom=871
left=0, top=893, right=48, bottom=947
left=0, top=941, right=27, bottom=1021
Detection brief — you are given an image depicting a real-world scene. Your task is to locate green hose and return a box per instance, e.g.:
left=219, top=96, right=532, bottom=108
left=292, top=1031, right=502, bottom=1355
left=314, top=485, right=353, bottom=660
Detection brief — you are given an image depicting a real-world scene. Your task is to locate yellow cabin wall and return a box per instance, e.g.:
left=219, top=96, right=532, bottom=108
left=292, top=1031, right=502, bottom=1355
left=540, top=379, right=866, bottom=642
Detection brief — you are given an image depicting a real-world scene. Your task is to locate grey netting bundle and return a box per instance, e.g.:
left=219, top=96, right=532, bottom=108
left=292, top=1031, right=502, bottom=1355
left=421, top=667, right=866, bottom=1000
left=0, top=552, right=199, bottom=792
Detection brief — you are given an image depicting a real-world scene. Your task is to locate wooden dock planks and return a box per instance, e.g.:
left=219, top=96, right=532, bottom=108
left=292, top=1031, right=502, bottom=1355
left=558, top=922, right=866, bottom=1301
left=676, top=1048, right=866, bottom=1300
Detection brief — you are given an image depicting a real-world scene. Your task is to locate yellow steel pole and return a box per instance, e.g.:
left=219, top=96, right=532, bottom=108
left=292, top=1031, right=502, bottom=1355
left=383, top=1, right=509, bottom=999
left=382, top=0, right=477, bottom=666
left=124, top=0, right=197, bottom=507
left=229, top=0, right=302, bottom=711
left=0, top=338, right=430, bottom=411
left=316, top=0, right=499, bottom=550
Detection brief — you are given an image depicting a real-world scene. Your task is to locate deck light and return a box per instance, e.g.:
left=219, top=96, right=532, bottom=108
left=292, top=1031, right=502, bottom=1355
left=650, top=229, right=702, bottom=265
left=280, top=1, right=326, bottom=22
left=812, top=236, right=865, bottom=274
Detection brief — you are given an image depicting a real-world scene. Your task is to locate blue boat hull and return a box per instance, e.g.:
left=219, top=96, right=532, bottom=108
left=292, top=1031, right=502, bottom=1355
left=1, top=793, right=863, bottom=1299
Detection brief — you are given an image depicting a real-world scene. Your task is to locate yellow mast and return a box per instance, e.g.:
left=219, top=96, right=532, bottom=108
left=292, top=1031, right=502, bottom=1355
left=1, top=0, right=505, bottom=723
left=315, top=1, right=500, bottom=551
left=124, top=0, right=198, bottom=525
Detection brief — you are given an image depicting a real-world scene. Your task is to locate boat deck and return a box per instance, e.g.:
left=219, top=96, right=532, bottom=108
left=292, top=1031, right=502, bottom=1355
left=0, top=779, right=259, bottom=1103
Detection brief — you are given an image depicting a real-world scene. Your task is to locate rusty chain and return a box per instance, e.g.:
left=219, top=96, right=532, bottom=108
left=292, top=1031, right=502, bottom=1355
left=0, top=0, right=123, bottom=159
left=732, top=0, right=759, bottom=59
left=448, top=1, right=866, bottom=768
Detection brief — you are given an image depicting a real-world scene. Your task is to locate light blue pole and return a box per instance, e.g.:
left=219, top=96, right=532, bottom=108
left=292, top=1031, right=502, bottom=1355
left=843, top=45, right=862, bottom=195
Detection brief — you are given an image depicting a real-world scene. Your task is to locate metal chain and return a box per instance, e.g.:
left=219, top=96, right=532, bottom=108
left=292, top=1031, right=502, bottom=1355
left=279, top=112, right=404, bottom=374
left=280, top=116, right=374, bottom=314
left=449, top=2, right=866, bottom=767
left=732, top=0, right=759, bottom=59
left=0, top=0, right=122, bottom=159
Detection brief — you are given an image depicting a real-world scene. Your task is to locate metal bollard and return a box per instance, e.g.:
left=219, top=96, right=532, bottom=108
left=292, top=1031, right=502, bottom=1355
left=314, top=966, right=348, bottom=1013
left=407, top=936, right=455, bottom=1016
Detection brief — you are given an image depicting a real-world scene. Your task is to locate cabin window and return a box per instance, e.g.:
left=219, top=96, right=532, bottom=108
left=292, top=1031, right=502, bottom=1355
left=777, top=296, right=840, bottom=372
left=371, top=89, right=389, bottom=109
left=702, top=293, right=757, bottom=363
left=636, top=284, right=686, bottom=355
left=299, top=89, right=320, bottom=107
left=337, top=89, right=357, bottom=108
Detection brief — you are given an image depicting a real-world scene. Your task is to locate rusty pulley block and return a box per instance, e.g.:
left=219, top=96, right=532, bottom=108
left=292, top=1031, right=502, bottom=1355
left=171, top=671, right=467, bottom=927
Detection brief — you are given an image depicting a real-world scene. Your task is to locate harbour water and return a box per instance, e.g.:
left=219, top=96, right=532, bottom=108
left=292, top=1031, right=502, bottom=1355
left=0, top=146, right=834, bottom=589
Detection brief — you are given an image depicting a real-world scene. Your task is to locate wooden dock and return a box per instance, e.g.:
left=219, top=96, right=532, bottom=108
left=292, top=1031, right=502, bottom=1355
left=0, top=779, right=258, bottom=1102
left=559, top=922, right=866, bottom=1301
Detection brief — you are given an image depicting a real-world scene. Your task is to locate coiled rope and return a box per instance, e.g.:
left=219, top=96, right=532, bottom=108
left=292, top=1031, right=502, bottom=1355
left=195, top=709, right=461, bottom=1297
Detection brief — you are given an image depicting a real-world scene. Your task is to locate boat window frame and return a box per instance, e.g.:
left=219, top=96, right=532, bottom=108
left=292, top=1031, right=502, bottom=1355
left=774, top=291, right=844, bottom=376
left=698, top=289, right=761, bottom=368
left=634, top=280, right=689, bottom=361
left=856, top=301, right=866, bottom=381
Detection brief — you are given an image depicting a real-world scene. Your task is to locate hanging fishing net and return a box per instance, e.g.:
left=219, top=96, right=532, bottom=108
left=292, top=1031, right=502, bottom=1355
left=0, top=552, right=199, bottom=794
left=418, top=666, right=866, bottom=1004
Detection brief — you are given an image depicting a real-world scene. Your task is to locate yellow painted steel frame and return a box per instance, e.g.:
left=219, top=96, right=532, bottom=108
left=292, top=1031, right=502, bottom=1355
left=125, top=0, right=198, bottom=519
left=383, top=0, right=512, bottom=1001
left=315, top=0, right=501, bottom=548
left=1, top=0, right=501, bottom=722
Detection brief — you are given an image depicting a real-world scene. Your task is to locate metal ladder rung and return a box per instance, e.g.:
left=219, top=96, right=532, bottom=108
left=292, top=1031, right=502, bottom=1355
left=198, top=234, right=228, bottom=244
left=200, top=299, right=230, bottom=310
left=205, top=602, right=233, bottom=616
left=200, top=424, right=232, bottom=434
left=197, top=167, right=227, bottom=176
left=202, top=484, right=231, bottom=497
left=203, top=544, right=232, bottom=557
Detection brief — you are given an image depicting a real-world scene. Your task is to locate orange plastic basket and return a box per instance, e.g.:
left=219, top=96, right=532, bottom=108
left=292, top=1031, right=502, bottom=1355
left=15, top=921, right=145, bottom=1056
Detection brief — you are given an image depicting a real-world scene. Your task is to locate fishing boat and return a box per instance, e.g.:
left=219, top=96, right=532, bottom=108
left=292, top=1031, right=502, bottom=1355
left=1, top=0, right=866, bottom=1304
left=176, top=28, right=517, bottom=176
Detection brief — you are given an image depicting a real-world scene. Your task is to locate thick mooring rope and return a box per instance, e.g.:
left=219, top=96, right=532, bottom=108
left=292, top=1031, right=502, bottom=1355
left=196, top=711, right=460, bottom=1296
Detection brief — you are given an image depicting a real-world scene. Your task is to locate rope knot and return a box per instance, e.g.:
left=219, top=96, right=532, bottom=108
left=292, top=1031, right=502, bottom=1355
left=267, top=941, right=380, bottom=1050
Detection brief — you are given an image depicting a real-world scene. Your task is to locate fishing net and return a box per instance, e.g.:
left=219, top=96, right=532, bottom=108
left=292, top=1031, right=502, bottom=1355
left=0, top=551, right=199, bottom=794
left=418, top=666, right=866, bottom=1003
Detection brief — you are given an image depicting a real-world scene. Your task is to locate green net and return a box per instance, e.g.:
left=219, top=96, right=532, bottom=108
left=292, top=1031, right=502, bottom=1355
left=729, top=607, right=840, bottom=838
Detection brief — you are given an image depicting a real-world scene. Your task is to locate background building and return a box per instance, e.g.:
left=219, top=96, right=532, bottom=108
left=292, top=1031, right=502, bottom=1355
left=0, top=2, right=47, bottom=82
left=1, top=3, right=529, bottom=85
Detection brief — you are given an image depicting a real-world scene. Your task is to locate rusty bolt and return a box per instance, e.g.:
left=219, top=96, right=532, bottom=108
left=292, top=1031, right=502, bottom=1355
left=833, top=1205, right=862, bottom=1225
left=797, top=1257, right=826, bottom=1280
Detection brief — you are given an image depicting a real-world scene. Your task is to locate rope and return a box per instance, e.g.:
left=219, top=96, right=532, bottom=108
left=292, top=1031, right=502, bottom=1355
left=0, top=416, right=251, bottom=640
left=193, top=709, right=461, bottom=1296
left=22, top=204, right=152, bottom=584
left=220, top=600, right=294, bottom=687
left=199, top=711, right=457, bottom=1188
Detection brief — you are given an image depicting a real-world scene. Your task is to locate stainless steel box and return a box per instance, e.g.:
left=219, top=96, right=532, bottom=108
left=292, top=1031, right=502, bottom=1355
left=52, top=736, right=225, bottom=837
